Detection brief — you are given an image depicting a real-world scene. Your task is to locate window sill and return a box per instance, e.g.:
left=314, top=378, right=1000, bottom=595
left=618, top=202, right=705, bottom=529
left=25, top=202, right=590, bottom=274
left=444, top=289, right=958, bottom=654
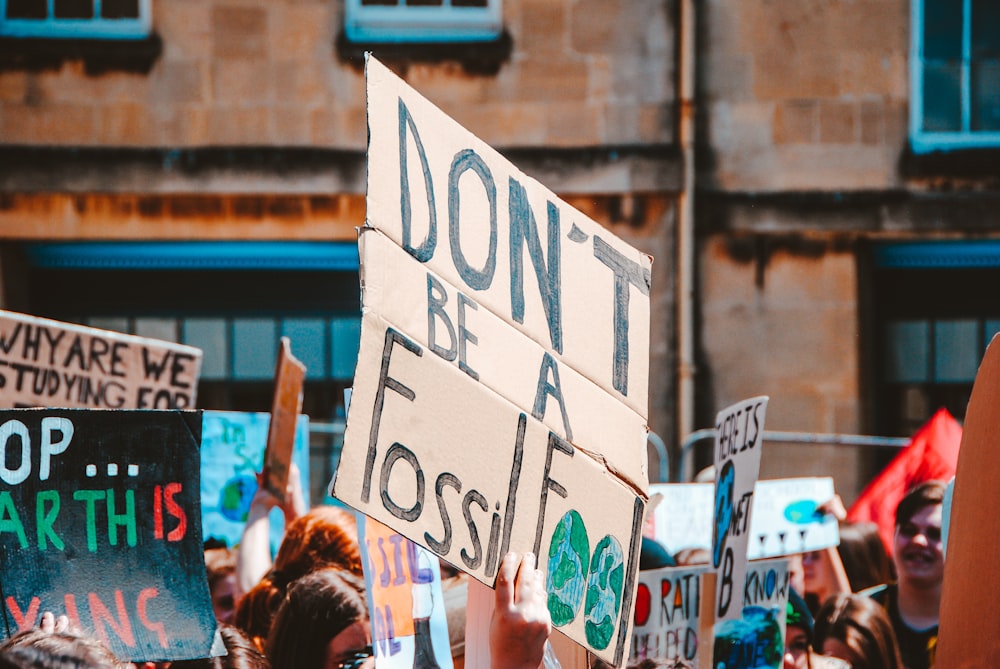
left=335, top=28, right=512, bottom=76
left=0, top=33, right=161, bottom=75
left=902, top=146, right=1000, bottom=180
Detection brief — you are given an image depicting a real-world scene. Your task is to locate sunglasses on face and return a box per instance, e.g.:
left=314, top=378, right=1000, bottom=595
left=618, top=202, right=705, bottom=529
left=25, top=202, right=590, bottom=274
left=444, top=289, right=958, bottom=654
left=335, top=645, right=373, bottom=669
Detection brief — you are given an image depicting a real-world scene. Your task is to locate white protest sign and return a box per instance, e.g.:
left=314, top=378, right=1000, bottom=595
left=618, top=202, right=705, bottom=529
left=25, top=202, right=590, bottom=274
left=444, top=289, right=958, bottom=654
left=711, top=397, right=767, bottom=624
left=331, top=56, right=650, bottom=665
left=651, top=479, right=840, bottom=560
left=0, top=310, right=202, bottom=410
left=631, top=565, right=705, bottom=665
left=713, top=558, right=789, bottom=669
left=748, top=478, right=839, bottom=559
left=648, top=483, right=714, bottom=554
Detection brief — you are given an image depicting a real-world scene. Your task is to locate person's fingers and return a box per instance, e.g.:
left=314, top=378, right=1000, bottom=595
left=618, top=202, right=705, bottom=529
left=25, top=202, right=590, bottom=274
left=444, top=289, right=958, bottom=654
left=496, top=551, right=518, bottom=609
left=514, top=552, right=537, bottom=602
left=40, top=611, right=54, bottom=633
left=53, top=615, right=69, bottom=634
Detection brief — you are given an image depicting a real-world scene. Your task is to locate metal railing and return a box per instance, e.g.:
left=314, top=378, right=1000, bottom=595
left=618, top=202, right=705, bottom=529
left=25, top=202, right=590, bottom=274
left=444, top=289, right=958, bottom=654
left=676, top=428, right=911, bottom=482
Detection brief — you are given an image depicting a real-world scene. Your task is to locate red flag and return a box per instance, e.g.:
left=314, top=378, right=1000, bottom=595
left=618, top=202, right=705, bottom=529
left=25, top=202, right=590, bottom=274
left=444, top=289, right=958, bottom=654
left=847, top=408, right=962, bottom=555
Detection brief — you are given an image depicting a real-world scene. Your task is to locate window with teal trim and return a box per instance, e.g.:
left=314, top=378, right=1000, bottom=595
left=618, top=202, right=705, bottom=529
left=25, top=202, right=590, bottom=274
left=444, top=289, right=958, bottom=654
left=344, top=0, right=501, bottom=43
left=911, top=0, right=1000, bottom=152
left=0, top=0, right=151, bottom=39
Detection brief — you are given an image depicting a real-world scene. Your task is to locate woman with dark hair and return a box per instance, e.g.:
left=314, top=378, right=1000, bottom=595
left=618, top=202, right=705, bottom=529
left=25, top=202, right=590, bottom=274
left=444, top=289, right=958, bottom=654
left=264, top=568, right=371, bottom=669
left=235, top=505, right=362, bottom=651
left=814, top=594, right=903, bottom=669
left=836, top=522, right=894, bottom=592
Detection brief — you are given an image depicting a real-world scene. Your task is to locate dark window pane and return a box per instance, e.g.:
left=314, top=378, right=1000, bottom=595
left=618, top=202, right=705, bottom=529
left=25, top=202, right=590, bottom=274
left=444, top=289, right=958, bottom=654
left=102, top=0, right=139, bottom=19
left=361, top=0, right=399, bottom=5
left=923, top=62, right=963, bottom=131
left=6, top=0, right=47, bottom=19
left=453, top=0, right=489, bottom=6
left=407, top=0, right=444, bottom=5
left=972, top=0, right=1000, bottom=58
left=972, top=60, right=1000, bottom=130
left=924, top=0, right=963, bottom=60
left=53, top=0, right=93, bottom=19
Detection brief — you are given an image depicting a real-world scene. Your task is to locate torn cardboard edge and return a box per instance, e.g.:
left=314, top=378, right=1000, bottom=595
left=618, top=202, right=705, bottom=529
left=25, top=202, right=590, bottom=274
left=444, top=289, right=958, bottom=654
left=364, top=56, right=652, bottom=419
left=358, top=226, right=649, bottom=493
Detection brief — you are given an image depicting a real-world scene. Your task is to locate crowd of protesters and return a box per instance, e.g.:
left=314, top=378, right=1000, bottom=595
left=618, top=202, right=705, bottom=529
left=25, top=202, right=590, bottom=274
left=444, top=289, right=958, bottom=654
left=0, top=457, right=946, bottom=669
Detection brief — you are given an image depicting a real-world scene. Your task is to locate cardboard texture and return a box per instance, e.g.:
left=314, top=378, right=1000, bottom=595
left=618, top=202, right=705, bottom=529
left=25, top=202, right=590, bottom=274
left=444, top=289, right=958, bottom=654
left=263, top=337, right=306, bottom=500
left=358, top=228, right=648, bottom=490
left=0, top=409, right=216, bottom=662
left=331, top=55, right=652, bottom=665
left=711, top=397, right=768, bottom=625
left=200, top=411, right=310, bottom=553
left=936, top=335, right=1000, bottom=667
left=332, top=319, right=644, bottom=664
left=0, top=310, right=202, bottom=410
left=365, top=56, right=652, bottom=426
left=631, top=565, right=706, bottom=665
left=359, top=516, right=454, bottom=669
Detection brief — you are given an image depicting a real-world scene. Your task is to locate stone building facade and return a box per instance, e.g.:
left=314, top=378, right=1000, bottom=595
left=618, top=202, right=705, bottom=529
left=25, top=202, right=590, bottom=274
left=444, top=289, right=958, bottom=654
left=1, top=0, right=996, bottom=499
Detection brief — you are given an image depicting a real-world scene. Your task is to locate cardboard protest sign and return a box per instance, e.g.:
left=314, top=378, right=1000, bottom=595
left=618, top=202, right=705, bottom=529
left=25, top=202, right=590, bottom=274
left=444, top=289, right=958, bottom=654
left=748, top=478, right=838, bottom=560
left=200, top=411, right=310, bottom=553
left=712, top=559, right=789, bottom=669
left=0, top=409, right=216, bottom=662
left=360, top=516, right=454, bottom=669
left=711, top=397, right=767, bottom=624
left=0, top=310, right=202, bottom=410
left=937, top=335, right=1000, bottom=667
left=333, top=327, right=644, bottom=664
left=650, top=478, right=839, bottom=562
left=263, top=337, right=306, bottom=500
left=330, top=55, right=650, bottom=665
left=648, top=483, right=714, bottom=554
left=631, top=565, right=705, bottom=665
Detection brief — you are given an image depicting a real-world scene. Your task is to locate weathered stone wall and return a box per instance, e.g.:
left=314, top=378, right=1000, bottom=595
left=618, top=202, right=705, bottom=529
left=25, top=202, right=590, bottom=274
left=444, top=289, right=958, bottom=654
left=0, top=0, right=676, bottom=150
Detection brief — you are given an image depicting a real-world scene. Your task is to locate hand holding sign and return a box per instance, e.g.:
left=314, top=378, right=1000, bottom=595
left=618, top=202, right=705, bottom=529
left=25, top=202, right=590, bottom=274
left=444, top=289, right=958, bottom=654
left=490, top=552, right=551, bottom=669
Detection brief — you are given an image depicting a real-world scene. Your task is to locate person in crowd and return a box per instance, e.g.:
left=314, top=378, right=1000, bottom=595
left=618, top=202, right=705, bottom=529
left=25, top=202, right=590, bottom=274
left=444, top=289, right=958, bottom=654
left=264, top=568, right=370, bottom=669
left=170, top=624, right=270, bottom=669
left=672, top=547, right=710, bottom=566
left=236, top=464, right=308, bottom=598
left=235, top=504, right=361, bottom=651
left=862, top=480, right=945, bottom=669
left=784, top=589, right=850, bottom=669
left=639, top=537, right=676, bottom=570
left=0, top=627, right=127, bottom=669
left=205, top=546, right=240, bottom=625
left=836, top=522, right=894, bottom=592
left=814, top=593, right=903, bottom=669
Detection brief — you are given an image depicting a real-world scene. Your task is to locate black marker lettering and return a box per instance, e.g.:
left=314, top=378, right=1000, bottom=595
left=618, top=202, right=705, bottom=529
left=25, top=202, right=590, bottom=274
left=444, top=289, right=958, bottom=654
left=460, top=489, right=488, bottom=570
left=533, top=432, right=573, bottom=557
left=425, top=472, right=461, bottom=555
left=509, top=177, right=562, bottom=352
left=448, top=149, right=497, bottom=291
left=399, top=98, right=437, bottom=262
left=593, top=236, right=650, bottom=396
left=359, top=328, right=421, bottom=503
left=379, top=442, right=424, bottom=522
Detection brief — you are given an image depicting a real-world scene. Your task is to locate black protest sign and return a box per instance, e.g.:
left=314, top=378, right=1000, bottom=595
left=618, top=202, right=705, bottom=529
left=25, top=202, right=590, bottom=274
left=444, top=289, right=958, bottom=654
left=0, top=409, right=216, bottom=663
left=0, top=310, right=202, bottom=410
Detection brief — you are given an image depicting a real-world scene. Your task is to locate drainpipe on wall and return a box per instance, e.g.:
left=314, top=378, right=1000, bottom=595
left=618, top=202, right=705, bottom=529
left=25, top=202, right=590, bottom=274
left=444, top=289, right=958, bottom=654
left=675, top=0, right=697, bottom=480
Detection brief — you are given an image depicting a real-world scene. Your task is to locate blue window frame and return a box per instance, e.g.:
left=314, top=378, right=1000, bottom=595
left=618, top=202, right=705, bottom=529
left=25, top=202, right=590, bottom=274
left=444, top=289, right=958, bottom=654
left=0, top=0, right=151, bottom=39
left=911, top=0, right=1000, bottom=152
left=344, top=0, right=502, bottom=43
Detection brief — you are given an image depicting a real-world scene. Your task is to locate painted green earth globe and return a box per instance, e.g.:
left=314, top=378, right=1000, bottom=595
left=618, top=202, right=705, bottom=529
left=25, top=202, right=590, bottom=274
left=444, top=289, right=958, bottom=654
left=546, top=510, right=590, bottom=627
